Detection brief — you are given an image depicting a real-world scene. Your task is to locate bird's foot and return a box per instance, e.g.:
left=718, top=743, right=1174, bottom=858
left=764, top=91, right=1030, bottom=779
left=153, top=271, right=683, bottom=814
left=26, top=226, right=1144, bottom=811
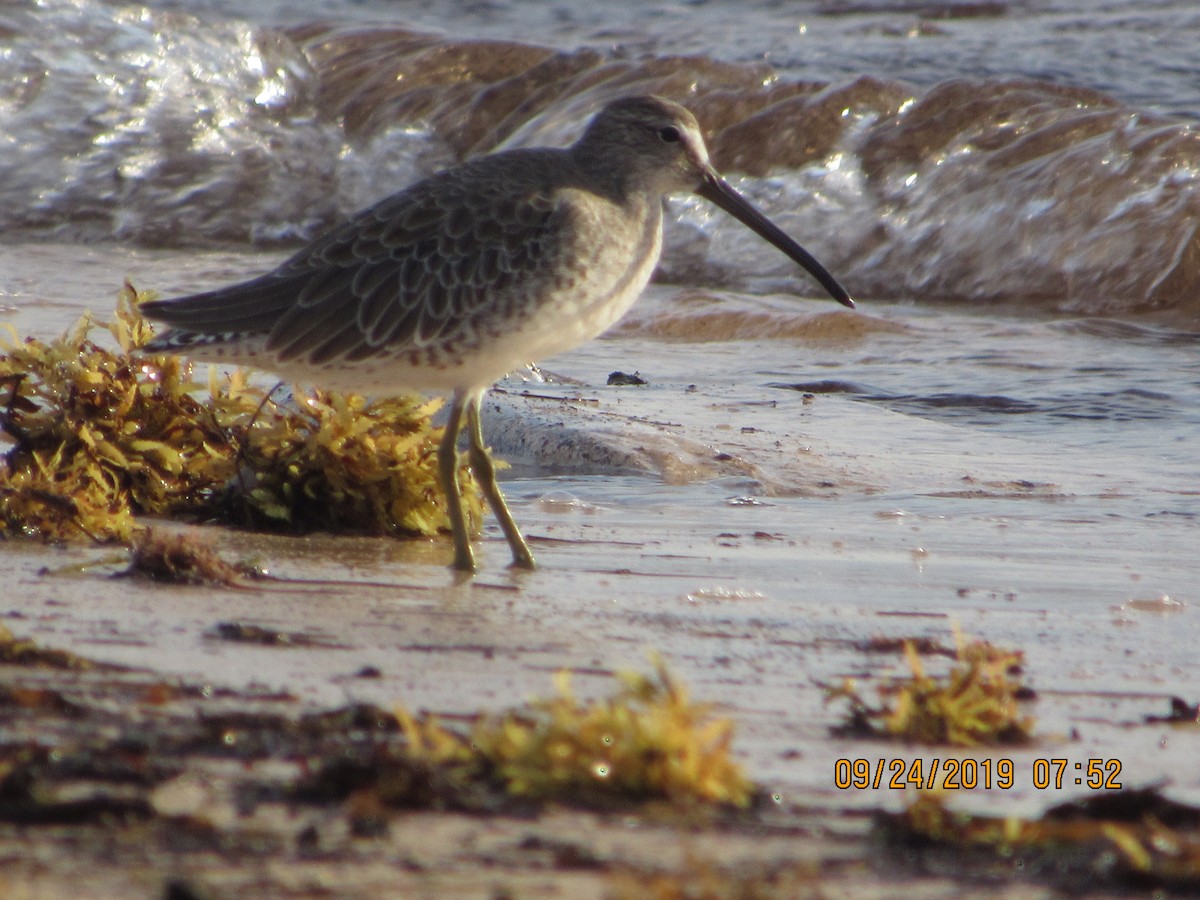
left=508, top=549, right=536, bottom=571
left=451, top=544, right=477, bottom=574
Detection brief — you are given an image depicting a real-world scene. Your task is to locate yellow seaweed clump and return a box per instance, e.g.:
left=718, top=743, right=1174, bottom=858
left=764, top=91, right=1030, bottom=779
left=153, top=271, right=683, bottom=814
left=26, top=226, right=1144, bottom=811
left=398, top=658, right=754, bottom=809
left=0, top=287, right=228, bottom=542
left=218, top=386, right=457, bottom=536
left=0, top=623, right=95, bottom=670
left=0, top=284, right=480, bottom=543
left=830, top=628, right=1035, bottom=747
left=887, top=791, right=1200, bottom=893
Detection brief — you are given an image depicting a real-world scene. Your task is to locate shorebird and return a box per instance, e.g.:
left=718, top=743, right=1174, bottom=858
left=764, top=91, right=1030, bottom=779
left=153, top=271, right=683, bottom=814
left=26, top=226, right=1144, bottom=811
left=141, top=94, right=854, bottom=573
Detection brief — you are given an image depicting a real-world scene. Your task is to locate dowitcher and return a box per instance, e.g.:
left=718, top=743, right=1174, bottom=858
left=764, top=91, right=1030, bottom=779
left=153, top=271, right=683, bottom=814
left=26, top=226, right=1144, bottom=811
left=141, top=95, right=854, bottom=573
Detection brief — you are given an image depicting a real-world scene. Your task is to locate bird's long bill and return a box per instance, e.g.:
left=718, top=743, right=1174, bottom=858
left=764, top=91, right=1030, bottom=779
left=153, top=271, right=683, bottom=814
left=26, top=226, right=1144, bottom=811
left=697, top=171, right=855, bottom=308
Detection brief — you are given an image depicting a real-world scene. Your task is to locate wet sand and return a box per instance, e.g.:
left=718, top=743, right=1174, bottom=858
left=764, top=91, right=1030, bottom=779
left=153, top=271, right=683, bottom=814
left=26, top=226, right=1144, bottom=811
left=10, top=341, right=1196, bottom=801
left=2, top=249, right=1197, bottom=895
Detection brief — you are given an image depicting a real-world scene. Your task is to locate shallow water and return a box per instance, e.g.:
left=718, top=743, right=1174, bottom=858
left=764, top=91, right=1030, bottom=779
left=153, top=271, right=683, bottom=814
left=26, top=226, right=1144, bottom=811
left=1, top=0, right=1199, bottom=821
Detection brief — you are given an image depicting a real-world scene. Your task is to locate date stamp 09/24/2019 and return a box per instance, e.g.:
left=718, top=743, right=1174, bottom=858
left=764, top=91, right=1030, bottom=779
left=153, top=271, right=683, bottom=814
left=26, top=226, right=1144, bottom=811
left=834, top=757, right=1124, bottom=792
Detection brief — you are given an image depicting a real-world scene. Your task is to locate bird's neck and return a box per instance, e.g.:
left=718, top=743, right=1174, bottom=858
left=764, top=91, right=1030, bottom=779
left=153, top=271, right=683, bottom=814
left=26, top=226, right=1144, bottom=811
left=568, top=143, right=644, bottom=206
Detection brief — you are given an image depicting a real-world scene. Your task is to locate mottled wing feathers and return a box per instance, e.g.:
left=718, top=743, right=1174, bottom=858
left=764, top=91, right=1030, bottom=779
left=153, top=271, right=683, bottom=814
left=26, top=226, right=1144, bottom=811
left=142, top=149, right=572, bottom=365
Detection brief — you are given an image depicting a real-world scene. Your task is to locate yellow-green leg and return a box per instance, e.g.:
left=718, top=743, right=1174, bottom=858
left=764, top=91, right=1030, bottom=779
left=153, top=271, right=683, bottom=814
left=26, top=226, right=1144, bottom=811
left=438, top=391, right=475, bottom=573
left=465, top=391, right=536, bottom=570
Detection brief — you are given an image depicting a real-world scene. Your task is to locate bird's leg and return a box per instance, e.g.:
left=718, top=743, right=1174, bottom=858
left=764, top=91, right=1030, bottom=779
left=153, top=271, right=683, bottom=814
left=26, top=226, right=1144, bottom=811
left=438, top=390, right=475, bottom=573
left=465, top=392, right=536, bottom=570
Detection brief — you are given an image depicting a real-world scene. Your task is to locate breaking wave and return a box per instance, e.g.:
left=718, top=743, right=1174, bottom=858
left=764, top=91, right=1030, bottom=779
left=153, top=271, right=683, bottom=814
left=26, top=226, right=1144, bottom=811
left=2, top=0, right=1199, bottom=319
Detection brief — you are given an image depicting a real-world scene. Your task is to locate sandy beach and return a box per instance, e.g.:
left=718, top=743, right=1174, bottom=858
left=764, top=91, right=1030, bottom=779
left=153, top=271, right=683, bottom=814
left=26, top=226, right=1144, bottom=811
left=1, top=246, right=1196, bottom=895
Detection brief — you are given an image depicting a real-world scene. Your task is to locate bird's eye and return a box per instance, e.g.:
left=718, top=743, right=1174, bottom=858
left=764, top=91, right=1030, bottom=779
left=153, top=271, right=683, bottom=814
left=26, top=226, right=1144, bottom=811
left=658, top=126, right=681, bottom=143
